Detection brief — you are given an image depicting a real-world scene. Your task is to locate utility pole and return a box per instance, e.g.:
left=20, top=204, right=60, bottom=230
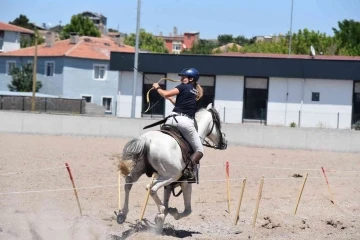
left=31, top=32, right=38, bottom=111
left=288, top=0, right=294, bottom=57
left=131, top=0, right=141, bottom=118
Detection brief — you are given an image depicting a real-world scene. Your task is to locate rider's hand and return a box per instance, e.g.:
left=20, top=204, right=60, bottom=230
left=152, top=83, right=160, bottom=89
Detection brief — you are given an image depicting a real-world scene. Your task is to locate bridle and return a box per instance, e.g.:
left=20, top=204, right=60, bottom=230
left=200, top=108, right=227, bottom=150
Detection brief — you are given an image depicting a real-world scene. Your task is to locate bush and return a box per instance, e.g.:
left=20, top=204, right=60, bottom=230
left=290, top=122, right=296, bottom=127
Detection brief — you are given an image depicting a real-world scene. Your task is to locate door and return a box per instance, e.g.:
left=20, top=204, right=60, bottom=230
left=243, top=77, right=268, bottom=121
left=196, top=76, right=215, bottom=110
left=142, top=73, right=166, bottom=117
left=353, top=81, right=360, bottom=124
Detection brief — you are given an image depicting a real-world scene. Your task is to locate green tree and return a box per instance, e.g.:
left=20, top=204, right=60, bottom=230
left=60, top=14, right=101, bottom=39
left=239, top=29, right=337, bottom=55
left=20, top=29, right=45, bottom=48
left=182, top=39, right=219, bottom=54
left=9, top=14, right=32, bottom=29
left=290, top=28, right=337, bottom=55
left=234, top=35, right=254, bottom=46
left=9, top=14, right=45, bottom=47
left=124, top=29, right=168, bottom=53
left=332, top=19, right=360, bottom=56
left=8, top=64, right=42, bottom=92
left=217, top=34, right=234, bottom=45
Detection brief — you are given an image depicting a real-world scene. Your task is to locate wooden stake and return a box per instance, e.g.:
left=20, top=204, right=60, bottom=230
left=226, top=161, right=231, bottom=213
left=118, top=171, right=121, bottom=211
left=65, top=162, right=82, bottom=216
left=31, top=31, right=38, bottom=111
left=234, top=177, right=247, bottom=226
left=321, top=167, right=334, bottom=204
left=252, top=176, right=264, bottom=228
left=139, top=173, right=156, bottom=222
left=294, top=173, right=308, bottom=215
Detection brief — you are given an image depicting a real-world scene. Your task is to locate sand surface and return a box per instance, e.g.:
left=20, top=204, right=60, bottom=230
left=0, top=133, right=359, bottom=240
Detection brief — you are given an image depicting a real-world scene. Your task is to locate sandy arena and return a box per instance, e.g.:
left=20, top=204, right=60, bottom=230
left=0, top=132, right=359, bottom=239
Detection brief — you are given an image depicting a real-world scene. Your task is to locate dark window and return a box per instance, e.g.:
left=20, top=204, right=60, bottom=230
left=82, top=96, right=92, bottom=103
left=197, top=76, right=215, bottom=110
left=356, top=93, right=360, bottom=102
left=142, top=73, right=166, bottom=117
left=312, top=92, right=320, bottom=101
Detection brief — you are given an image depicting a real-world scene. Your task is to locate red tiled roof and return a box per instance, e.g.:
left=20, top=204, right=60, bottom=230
left=0, top=36, right=135, bottom=60
left=215, top=52, right=360, bottom=61
left=0, top=21, right=34, bottom=34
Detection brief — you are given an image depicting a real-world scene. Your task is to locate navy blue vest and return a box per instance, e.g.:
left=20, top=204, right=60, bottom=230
left=173, top=83, right=198, bottom=118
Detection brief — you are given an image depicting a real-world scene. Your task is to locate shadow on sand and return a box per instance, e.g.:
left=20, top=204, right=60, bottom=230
left=109, top=219, right=202, bottom=240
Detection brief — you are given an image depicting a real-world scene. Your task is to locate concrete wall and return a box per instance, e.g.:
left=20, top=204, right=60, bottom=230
left=267, top=77, right=353, bottom=129
left=0, top=57, right=64, bottom=96
left=1, top=31, right=20, bottom=52
left=63, top=58, right=119, bottom=115
left=1, top=111, right=360, bottom=153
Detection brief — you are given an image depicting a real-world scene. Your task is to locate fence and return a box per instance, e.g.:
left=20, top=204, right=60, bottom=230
left=0, top=95, right=86, bottom=114
left=217, top=106, right=359, bottom=130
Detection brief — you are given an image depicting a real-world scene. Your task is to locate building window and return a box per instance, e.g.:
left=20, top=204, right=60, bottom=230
left=142, top=73, right=166, bottom=117
left=102, top=96, right=113, bottom=113
left=197, top=76, right=216, bottom=110
left=45, top=61, right=54, bottom=76
left=312, top=92, right=320, bottom=102
left=0, top=30, right=4, bottom=50
left=6, top=61, right=16, bottom=75
left=94, top=64, right=107, bottom=80
left=81, top=95, right=93, bottom=103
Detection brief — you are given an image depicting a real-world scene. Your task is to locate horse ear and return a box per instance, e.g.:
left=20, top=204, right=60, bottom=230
left=215, top=106, right=220, bottom=113
left=206, top=103, right=212, bottom=110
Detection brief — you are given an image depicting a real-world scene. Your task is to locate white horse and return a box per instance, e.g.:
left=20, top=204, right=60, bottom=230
left=116, top=103, right=227, bottom=230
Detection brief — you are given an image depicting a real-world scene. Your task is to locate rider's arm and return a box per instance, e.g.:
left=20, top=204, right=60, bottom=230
left=156, top=87, right=179, bottom=98
left=166, top=96, right=176, bottom=105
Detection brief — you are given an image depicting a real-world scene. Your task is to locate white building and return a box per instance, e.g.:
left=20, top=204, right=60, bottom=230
left=110, top=51, right=360, bottom=129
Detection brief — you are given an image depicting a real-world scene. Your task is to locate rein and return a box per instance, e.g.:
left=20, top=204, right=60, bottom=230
left=200, top=108, right=227, bottom=150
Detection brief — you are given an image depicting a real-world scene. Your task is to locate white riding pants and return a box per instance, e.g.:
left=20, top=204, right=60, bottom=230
left=165, top=113, right=204, bottom=154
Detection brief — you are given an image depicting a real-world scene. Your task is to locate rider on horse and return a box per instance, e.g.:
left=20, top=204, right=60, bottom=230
left=152, top=68, right=204, bottom=178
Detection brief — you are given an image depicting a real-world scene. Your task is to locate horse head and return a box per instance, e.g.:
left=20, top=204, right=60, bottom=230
left=196, top=103, right=228, bottom=150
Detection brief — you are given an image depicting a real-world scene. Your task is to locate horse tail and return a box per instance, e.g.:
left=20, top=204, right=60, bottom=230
left=118, top=137, right=149, bottom=177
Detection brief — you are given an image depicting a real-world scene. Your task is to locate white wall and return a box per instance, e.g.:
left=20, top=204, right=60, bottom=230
left=2, top=31, right=20, bottom=52
left=268, top=77, right=353, bottom=129
left=2, top=111, right=360, bottom=153
left=117, top=71, right=142, bottom=118
left=214, top=75, right=244, bottom=123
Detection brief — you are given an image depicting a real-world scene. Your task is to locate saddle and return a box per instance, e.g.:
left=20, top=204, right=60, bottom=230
left=159, top=124, right=194, bottom=168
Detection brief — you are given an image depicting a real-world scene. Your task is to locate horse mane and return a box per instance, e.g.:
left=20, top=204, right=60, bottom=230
left=195, top=107, right=221, bottom=130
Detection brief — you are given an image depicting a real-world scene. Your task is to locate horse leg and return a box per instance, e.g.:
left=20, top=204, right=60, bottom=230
left=117, top=168, right=143, bottom=224
left=147, top=176, right=177, bottom=229
left=168, top=182, right=192, bottom=220
left=163, top=184, right=172, bottom=216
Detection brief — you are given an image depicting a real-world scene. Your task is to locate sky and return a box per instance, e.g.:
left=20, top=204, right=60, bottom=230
left=1, top=0, right=360, bottom=39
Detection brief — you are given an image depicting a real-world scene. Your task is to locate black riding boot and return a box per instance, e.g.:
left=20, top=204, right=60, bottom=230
left=191, top=151, right=203, bottom=165
left=185, top=151, right=203, bottom=183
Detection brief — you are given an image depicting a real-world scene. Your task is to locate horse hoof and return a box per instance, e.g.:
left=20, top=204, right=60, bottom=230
left=155, top=214, right=164, bottom=226
left=116, top=212, right=126, bottom=224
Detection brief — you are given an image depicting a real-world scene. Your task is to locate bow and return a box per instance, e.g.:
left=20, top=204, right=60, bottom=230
left=143, top=77, right=181, bottom=113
